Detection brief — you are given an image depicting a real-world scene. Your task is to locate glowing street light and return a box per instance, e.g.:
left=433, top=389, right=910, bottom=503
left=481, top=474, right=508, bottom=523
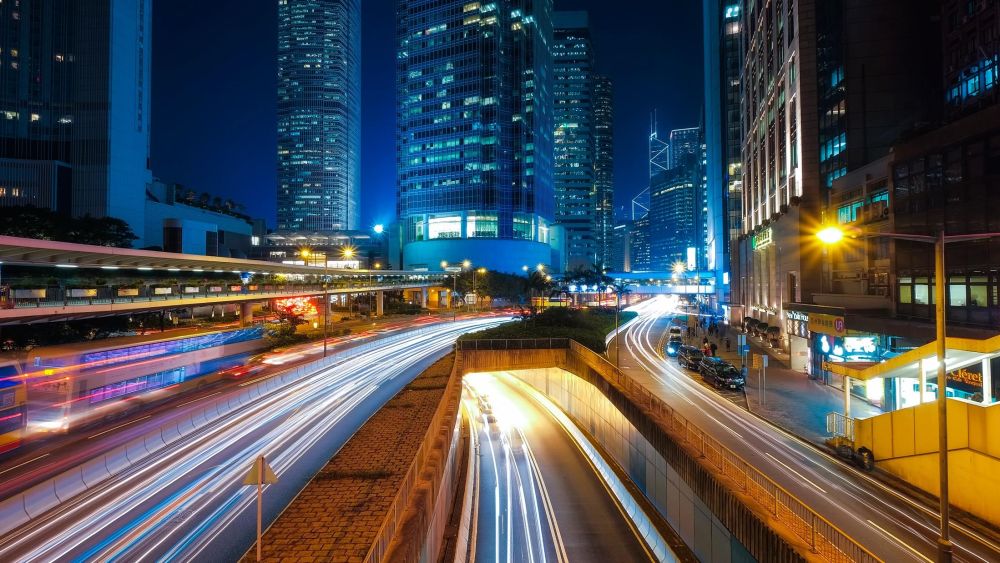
left=816, top=226, right=845, bottom=244
left=373, top=224, right=385, bottom=235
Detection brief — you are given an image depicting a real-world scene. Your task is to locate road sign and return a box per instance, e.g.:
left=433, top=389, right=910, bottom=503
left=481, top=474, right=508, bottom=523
left=244, top=455, right=278, bottom=562
left=737, top=334, right=746, bottom=347
left=761, top=355, right=769, bottom=368
left=741, top=345, right=750, bottom=355
left=751, top=354, right=760, bottom=369
left=243, top=456, right=278, bottom=485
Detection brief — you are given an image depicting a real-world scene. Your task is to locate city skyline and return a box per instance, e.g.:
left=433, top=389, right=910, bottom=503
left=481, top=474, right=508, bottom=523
left=150, top=0, right=702, bottom=231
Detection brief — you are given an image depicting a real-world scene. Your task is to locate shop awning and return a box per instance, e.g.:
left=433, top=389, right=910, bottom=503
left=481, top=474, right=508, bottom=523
left=825, top=333, right=1000, bottom=381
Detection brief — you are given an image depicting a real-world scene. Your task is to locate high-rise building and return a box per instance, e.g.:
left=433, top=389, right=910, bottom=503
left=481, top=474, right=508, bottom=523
left=277, top=0, right=361, bottom=233
left=736, top=0, right=940, bottom=349
left=650, top=167, right=698, bottom=271
left=611, top=222, right=630, bottom=272
left=0, top=0, right=152, bottom=244
left=668, top=127, right=701, bottom=170
left=395, top=0, right=555, bottom=273
left=552, top=11, right=596, bottom=270
left=703, top=0, right=744, bottom=320
left=594, top=75, right=615, bottom=268
left=629, top=215, right=651, bottom=272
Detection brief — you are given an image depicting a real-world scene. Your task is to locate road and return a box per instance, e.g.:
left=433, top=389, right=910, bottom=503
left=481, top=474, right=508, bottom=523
left=465, top=371, right=656, bottom=563
left=613, top=297, right=1000, bottom=563
left=0, top=317, right=504, bottom=562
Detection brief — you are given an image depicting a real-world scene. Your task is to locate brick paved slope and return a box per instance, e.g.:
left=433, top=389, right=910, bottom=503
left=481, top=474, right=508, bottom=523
left=246, top=354, right=455, bottom=562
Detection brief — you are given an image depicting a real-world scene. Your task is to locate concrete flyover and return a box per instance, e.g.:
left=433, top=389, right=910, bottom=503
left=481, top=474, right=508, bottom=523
left=456, top=338, right=880, bottom=563
left=0, top=235, right=449, bottom=324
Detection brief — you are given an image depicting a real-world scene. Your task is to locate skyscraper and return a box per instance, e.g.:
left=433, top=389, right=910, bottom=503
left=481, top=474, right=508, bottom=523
left=703, top=0, right=744, bottom=319
left=553, top=11, right=596, bottom=270
left=668, top=127, right=701, bottom=170
left=593, top=75, right=614, bottom=268
left=277, top=0, right=361, bottom=233
left=395, top=0, right=555, bottom=273
left=0, top=0, right=152, bottom=244
left=650, top=167, right=698, bottom=271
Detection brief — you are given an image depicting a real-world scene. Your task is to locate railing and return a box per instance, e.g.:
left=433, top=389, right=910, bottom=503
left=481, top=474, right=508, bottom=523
left=456, top=338, right=570, bottom=350
left=564, top=341, right=881, bottom=563
left=826, top=412, right=856, bottom=442
left=0, top=279, right=436, bottom=310
left=458, top=338, right=878, bottom=562
left=363, top=350, right=464, bottom=562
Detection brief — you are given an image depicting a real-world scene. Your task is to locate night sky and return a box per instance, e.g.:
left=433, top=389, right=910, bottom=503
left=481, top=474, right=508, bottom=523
left=151, top=1, right=703, bottom=230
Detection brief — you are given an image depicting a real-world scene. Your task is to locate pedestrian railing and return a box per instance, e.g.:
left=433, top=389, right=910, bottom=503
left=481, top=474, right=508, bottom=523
left=826, top=412, right=856, bottom=442
left=478, top=339, right=880, bottom=562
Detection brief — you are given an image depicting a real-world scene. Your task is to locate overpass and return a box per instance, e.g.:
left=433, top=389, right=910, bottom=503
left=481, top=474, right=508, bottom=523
left=0, top=236, right=450, bottom=324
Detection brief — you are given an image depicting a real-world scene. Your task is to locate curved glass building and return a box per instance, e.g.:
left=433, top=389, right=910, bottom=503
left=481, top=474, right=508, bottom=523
left=395, top=0, right=556, bottom=273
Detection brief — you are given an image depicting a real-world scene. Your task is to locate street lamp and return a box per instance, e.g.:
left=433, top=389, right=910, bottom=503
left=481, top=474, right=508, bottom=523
left=817, top=226, right=1000, bottom=563
left=441, top=261, right=461, bottom=321
left=473, top=267, right=486, bottom=311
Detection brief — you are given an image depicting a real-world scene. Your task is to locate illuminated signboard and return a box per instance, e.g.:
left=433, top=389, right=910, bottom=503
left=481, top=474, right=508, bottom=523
left=751, top=228, right=773, bottom=251
left=947, top=363, right=984, bottom=394
left=809, top=313, right=846, bottom=337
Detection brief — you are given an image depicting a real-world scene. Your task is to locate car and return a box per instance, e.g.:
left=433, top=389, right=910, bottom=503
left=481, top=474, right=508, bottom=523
left=665, top=335, right=683, bottom=356
left=698, top=357, right=745, bottom=390
left=668, top=325, right=684, bottom=337
left=676, top=345, right=703, bottom=369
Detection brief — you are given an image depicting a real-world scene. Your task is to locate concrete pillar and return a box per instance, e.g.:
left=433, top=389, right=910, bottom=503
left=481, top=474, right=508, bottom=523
left=420, top=288, right=428, bottom=308
left=240, top=302, right=253, bottom=326
left=982, top=357, right=992, bottom=405
left=427, top=288, right=439, bottom=308
left=376, top=290, right=384, bottom=317
left=844, top=376, right=852, bottom=418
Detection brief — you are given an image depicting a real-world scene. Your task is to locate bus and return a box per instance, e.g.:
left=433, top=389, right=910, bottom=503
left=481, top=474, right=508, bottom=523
left=0, top=362, right=27, bottom=454
left=25, top=326, right=268, bottom=434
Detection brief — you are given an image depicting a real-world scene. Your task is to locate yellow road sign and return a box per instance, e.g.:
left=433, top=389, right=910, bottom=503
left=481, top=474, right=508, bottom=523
left=243, top=456, right=278, bottom=486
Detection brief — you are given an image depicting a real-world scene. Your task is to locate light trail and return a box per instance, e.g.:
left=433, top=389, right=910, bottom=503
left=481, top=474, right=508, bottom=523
left=614, top=297, right=1000, bottom=562
left=0, top=318, right=506, bottom=562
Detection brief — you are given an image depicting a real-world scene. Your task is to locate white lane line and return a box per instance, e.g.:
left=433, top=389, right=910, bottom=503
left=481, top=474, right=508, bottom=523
left=0, top=453, right=50, bottom=476
left=764, top=452, right=827, bottom=494
left=867, top=519, right=933, bottom=563
left=176, top=391, right=221, bottom=408
left=88, top=415, right=153, bottom=439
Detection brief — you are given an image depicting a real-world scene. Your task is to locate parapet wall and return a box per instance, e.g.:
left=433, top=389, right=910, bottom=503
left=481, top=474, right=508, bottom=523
left=458, top=340, right=877, bottom=563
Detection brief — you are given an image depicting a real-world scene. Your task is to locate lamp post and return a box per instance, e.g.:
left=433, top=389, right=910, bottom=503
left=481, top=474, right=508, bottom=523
left=473, top=267, right=486, bottom=311
left=441, top=261, right=462, bottom=321
left=300, top=248, right=329, bottom=357
left=817, top=226, right=1000, bottom=563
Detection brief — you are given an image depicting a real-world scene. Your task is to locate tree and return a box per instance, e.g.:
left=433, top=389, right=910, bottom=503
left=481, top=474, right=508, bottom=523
left=0, top=206, right=135, bottom=247
left=64, top=215, right=138, bottom=247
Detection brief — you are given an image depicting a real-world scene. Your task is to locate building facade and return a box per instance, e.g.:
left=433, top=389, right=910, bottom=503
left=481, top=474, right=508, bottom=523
left=650, top=167, right=699, bottom=272
left=395, top=0, right=555, bottom=273
left=703, top=0, right=744, bottom=318
left=552, top=11, right=596, bottom=270
left=594, top=75, right=615, bottom=269
left=277, top=0, right=362, bottom=233
left=0, top=0, right=152, bottom=244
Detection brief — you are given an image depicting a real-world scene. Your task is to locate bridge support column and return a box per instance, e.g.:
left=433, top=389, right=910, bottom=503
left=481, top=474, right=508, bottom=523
left=240, top=302, right=253, bottom=326
left=844, top=376, right=852, bottom=418
left=376, top=291, right=384, bottom=317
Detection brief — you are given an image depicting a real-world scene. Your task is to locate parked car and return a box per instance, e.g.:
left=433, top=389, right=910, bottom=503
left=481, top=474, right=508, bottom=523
left=668, top=325, right=683, bottom=337
left=677, top=345, right=704, bottom=369
left=698, top=357, right=745, bottom=390
left=665, top=335, right=683, bottom=356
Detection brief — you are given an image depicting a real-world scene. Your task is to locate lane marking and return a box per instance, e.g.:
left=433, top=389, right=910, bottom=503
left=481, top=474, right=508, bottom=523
left=765, top=452, right=827, bottom=494
left=0, top=453, right=50, bottom=477
left=867, top=519, right=933, bottom=563
left=176, top=392, right=221, bottom=408
left=88, top=415, right=153, bottom=439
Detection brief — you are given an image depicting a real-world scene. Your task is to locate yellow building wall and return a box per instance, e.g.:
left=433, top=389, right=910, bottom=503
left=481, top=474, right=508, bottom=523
left=855, top=399, right=1000, bottom=526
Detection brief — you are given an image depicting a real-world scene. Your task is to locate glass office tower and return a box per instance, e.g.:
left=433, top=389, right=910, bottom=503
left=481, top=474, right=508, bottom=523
left=395, top=0, right=555, bottom=273
left=593, top=75, right=615, bottom=268
left=277, top=0, right=361, bottom=233
left=0, top=0, right=152, bottom=244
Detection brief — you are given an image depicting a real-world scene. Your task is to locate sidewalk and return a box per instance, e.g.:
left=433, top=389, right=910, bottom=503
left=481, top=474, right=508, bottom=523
left=690, top=326, right=882, bottom=443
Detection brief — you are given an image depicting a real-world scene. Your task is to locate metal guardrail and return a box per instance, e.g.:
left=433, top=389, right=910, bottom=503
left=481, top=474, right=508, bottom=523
left=459, top=338, right=881, bottom=563
left=455, top=338, right=571, bottom=350
left=565, top=341, right=881, bottom=563
left=826, top=412, right=856, bottom=442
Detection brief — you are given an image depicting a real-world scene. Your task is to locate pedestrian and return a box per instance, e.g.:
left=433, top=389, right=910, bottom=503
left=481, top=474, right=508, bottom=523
left=710, top=342, right=718, bottom=356
left=725, top=337, right=731, bottom=352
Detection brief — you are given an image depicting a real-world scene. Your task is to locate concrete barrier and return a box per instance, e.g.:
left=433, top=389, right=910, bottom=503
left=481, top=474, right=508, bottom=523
left=160, top=422, right=181, bottom=445
left=0, top=494, right=29, bottom=535
left=124, top=437, right=149, bottom=464
left=80, top=456, right=112, bottom=488
left=144, top=429, right=166, bottom=454
left=53, top=467, right=87, bottom=503
left=22, top=480, right=60, bottom=519
left=104, top=445, right=131, bottom=475
left=176, top=416, right=196, bottom=437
